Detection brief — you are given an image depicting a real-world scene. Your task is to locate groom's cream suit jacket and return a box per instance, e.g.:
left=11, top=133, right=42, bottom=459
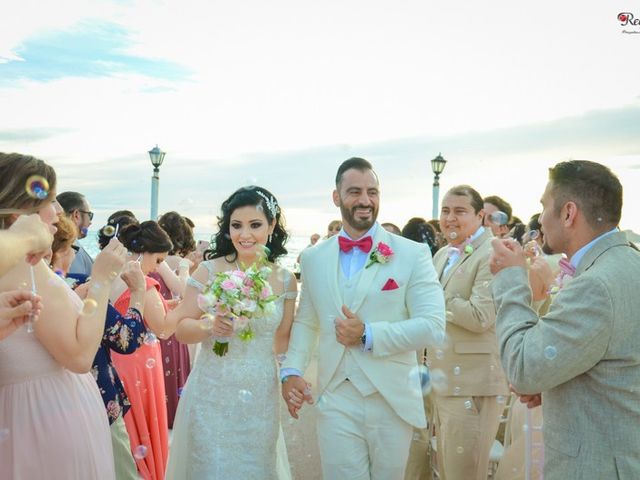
left=492, top=231, right=640, bottom=479
left=284, top=227, right=446, bottom=428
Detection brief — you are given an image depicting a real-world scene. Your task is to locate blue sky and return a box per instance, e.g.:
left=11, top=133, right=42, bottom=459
left=1, top=0, right=639, bottom=234
left=0, top=20, right=188, bottom=84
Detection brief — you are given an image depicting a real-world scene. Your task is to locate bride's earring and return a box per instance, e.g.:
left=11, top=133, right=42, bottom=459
left=268, top=233, right=273, bottom=244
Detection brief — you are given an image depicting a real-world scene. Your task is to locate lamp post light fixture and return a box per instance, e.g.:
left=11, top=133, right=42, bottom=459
left=148, top=144, right=166, bottom=221
left=431, top=153, right=447, bottom=220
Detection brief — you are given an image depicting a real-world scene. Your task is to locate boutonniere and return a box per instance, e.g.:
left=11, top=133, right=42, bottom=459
left=366, top=242, right=394, bottom=268
left=463, top=244, right=474, bottom=255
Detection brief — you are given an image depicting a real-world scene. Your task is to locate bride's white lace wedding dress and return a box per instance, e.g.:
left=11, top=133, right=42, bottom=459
left=166, top=261, right=295, bottom=479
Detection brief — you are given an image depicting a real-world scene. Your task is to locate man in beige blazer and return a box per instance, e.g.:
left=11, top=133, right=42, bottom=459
left=282, top=157, right=446, bottom=479
left=490, top=160, right=640, bottom=479
left=428, top=185, right=508, bottom=480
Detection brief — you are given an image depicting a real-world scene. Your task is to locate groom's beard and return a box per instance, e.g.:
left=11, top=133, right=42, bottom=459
left=340, top=203, right=378, bottom=233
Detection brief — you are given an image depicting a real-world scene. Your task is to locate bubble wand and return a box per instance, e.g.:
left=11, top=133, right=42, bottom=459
left=26, top=265, right=37, bottom=333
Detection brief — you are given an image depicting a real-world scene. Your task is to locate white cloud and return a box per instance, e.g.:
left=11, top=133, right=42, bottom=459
left=1, top=0, right=639, bottom=235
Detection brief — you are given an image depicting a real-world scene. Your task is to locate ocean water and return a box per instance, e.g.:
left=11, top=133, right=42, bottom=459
left=78, top=231, right=311, bottom=272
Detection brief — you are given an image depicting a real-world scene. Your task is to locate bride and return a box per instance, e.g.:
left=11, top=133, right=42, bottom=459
left=166, top=186, right=297, bottom=479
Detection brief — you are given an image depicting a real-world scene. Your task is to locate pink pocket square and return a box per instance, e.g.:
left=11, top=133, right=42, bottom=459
left=382, top=278, right=399, bottom=291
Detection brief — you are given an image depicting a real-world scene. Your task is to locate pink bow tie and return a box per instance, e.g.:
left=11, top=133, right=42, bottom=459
left=558, top=258, right=576, bottom=278
left=338, top=236, right=373, bottom=253
left=447, top=240, right=471, bottom=258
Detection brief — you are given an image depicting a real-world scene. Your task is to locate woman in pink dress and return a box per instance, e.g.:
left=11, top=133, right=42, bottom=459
left=109, top=220, right=175, bottom=480
left=0, top=152, right=127, bottom=479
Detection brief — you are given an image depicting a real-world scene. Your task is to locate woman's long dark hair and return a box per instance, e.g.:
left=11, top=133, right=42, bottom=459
left=205, top=186, right=288, bottom=263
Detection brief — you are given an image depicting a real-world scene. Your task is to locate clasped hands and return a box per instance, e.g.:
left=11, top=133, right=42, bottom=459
left=282, top=305, right=365, bottom=419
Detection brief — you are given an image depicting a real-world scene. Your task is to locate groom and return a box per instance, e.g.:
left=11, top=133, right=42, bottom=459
left=281, top=157, right=446, bottom=479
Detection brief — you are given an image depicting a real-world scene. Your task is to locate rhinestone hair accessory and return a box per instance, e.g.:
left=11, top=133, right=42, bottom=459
left=255, top=190, right=279, bottom=218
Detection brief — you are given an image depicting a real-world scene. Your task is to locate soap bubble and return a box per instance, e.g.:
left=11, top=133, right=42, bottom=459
left=81, top=298, right=98, bottom=316
left=133, top=445, right=148, bottom=459
left=490, top=211, right=509, bottom=226
left=238, top=390, right=253, bottom=403
left=102, top=225, right=116, bottom=237
left=456, top=446, right=464, bottom=454
left=544, top=345, right=557, bottom=360
left=430, top=369, right=448, bottom=394
left=464, top=400, right=473, bottom=410
left=453, top=366, right=461, bottom=376
left=200, top=314, right=214, bottom=330
left=25, top=175, right=49, bottom=200
left=408, top=365, right=431, bottom=396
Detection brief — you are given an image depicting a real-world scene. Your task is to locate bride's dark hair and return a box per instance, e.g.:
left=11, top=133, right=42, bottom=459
left=205, top=186, right=288, bottom=263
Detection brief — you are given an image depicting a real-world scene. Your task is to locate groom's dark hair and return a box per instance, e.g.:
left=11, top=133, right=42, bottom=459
left=335, top=157, right=377, bottom=187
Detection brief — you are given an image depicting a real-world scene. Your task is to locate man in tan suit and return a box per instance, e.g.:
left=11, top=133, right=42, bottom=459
left=428, top=185, right=508, bottom=480
left=490, top=160, right=640, bottom=479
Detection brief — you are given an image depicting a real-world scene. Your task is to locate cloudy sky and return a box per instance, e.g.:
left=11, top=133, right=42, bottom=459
left=1, top=0, right=639, bottom=235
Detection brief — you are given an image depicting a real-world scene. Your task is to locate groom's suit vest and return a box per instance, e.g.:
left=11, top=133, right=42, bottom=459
left=325, top=267, right=377, bottom=397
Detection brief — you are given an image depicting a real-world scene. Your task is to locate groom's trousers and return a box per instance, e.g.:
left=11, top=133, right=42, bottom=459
left=316, top=380, right=413, bottom=480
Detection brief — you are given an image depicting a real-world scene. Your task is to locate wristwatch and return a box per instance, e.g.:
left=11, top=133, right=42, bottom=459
left=360, top=328, right=366, bottom=346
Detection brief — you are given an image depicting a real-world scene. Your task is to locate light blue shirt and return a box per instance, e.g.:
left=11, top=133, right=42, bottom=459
left=339, top=224, right=378, bottom=279
left=443, top=226, right=485, bottom=276
left=338, top=224, right=378, bottom=352
left=569, top=228, right=618, bottom=269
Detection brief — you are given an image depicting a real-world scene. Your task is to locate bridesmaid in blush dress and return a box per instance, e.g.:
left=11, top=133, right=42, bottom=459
left=0, top=152, right=127, bottom=480
left=109, top=221, right=176, bottom=480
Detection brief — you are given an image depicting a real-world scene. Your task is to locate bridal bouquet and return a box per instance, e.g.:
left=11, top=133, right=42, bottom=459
left=197, top=260, right=278, bottom=356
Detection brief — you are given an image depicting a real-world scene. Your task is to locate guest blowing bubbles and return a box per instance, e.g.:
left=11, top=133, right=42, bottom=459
left=0, top=214, right=51, bottom=339
left=108, top=220, right=174, bottom=480
left=0, top=152, right=127, bottom=479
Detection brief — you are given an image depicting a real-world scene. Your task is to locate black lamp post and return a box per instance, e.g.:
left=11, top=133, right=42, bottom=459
left=148, top=144, right=166, bottom=220
left=431, top=153, right=447, bottom=219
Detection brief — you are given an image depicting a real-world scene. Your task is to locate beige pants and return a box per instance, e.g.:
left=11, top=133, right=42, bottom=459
left=316, top=380, right=413, bottom=480
left=434, top=395, right=503, bottom=480
left=110, top=414, right=139, bottom=480
left=495, top=395, right=544, bottom=480
left=404, top=393, right=434, bottom=480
